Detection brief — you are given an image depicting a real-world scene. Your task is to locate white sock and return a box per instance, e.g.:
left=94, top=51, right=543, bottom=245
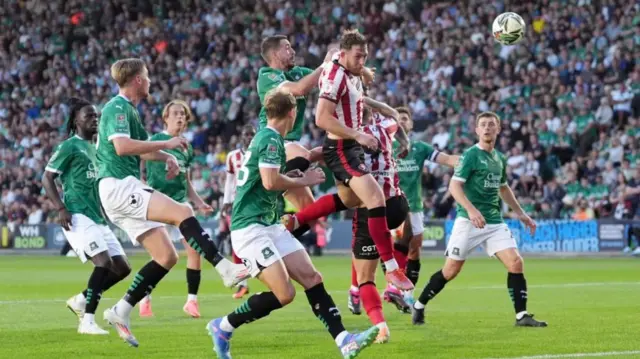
left=214, top=258, right=231, bottom=272
left=350, top=285, right=359, bottom=293
left=82, top=313, right=95, bottom=324
left=383, top=259, right=399, bottom=272
left=375, top=322, right=387, bottom=330
left=77, top=292, right=86, bottom=301
left=141, top=295, right=151, bottom=303
left=413, top=301, right=425, bottom=310
left=220, top=316, right=235, bottom=332
left=237, top=279, right=248, bottom=288
left=335, top=330, right=348, bottom=346
left=187, top=294, right=198, bottom=302
left=115, top=299, right=133, bottom=318
left=403, top=289, right=414, bottom=297
left=516, top=311, right=528, bottom=320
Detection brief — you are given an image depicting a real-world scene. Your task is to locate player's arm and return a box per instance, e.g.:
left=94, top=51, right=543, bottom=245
left=363, top=97, right=399, bottom=120
left=187, top=171, right=213, bottom=214
left=449, top=153, right=485, bottom=228
left=258, top=140, right=325, bottom=191
left=315, top=98, right=360, bottom=139
left=113, top=137, right=186, bottom=157
left=435, top=153, right=461, bottom=168
left=279, top=67, right=323, bottom=97
left=42, top=145, right=72, bottom=230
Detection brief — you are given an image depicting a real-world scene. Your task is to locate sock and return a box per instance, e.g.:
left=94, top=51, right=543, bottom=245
left=232, top=249, right=242, bottom=264
left=359, top=282, right=385, bottom=325
left=417, top=270, right=448, bottom=307
left=305, top=282, right=346, bottom=339
left=507, top=272, right=528, bottom=315
left=82, top=313, right=95, bottom=324
left=85, top=266, right=109, bottom=315
left=82, top=270, right=125, bottom=299
left=406, top=259, right=421, bottom=285
left=393, top=243, right=409, bottom=273
left=186, top=268, right=201, bottom=296
left=367, top=207, right=394, bottom=262
left=226, top=291, right=283, bottom=329
left=114, top=299, right=134, bottom=317
left=179, top=216, right=224, bottom=266
left=291, top=223, right=311, bottom=239
left=123, top=260, right=169, bottom=307
left=380, top=260, right=386, bottom=274
left=188, top=294, right=197, bottom=301
left=296, top=194, right=347, bottom=225
left=351, top=260, right=359, bottom=289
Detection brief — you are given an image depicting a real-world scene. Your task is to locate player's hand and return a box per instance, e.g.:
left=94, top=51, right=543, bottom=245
left=355, top=132, right=379, bottom=152
left=517, top=212, right=537, bottom=235
left=165, top=137, right=189, bottom=151
left=57, top=207, right=72, bottom=231
left=285, top=169, right=304, bottom=178
left=195, top=202, right=214, bottom=215
left=302, top=167, right=326, bottom=186
left=165, top=156, right=180, bottom=180
left=362, top=67, right=376, bottom=86
left=468, top=208, right=486, bottom=229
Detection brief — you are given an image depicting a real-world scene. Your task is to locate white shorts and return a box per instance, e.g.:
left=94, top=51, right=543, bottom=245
left=63, top=214, right=125, bottom=263
left=98, top=176, right=164, bottom=244
left=231, top=224, right=305, bottom=278
left=446, top=218, right=517, bottom=261
left=408, top=212, right=424, bottom=237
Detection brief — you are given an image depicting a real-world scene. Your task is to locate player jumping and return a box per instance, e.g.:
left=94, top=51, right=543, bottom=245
left=139, top=99, right=215, bottom=318
left=282, top=29, right=413, bottom=290
left=221, top=124, right=256, bottom=299
left=411, top=111, right=548, bottom=328
left=96, top=58, right=248, bottom=347
left=42, top=97, right=132, bottom=335
left=207, top=89, right=379, bottom=359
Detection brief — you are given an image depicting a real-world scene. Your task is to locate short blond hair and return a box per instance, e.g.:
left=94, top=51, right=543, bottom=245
left=110, top=58, right=146, bottom=87
left=264, top=89, right=296, bottom=119
left=161, top=100, right=193, bottom=125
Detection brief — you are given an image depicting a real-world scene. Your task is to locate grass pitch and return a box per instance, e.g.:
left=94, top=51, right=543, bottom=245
left=0, top=254, right=638, bottom=359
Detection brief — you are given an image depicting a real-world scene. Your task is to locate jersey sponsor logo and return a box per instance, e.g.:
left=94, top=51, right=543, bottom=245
left=484, top=172, right=502, bottom=189
left=361, top=245, right=376, bottom=252
left=261, top=246, right=275, bottom=260
left=129, top=193, right=143, bottom=209
left=87, top=163, right=98, bottom=179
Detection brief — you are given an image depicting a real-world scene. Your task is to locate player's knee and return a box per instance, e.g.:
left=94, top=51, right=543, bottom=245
left=275, top=282, right=297, bottom=306
left=115, top=262, right=132, bottom=279
left=408, top=247, right=420, bottom=260
left=171, top=203, right=195, bottom=225
left=506, top=255, right=524, bottom=273
left=156, top=248, right=179, bottom=269
left=442, top=260, right=463, bottom=280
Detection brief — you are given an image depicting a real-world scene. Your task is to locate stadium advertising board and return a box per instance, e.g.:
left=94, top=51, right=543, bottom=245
left=0, top=224, right=47, bottom=249
left=421, top=221, right=446, bottom=251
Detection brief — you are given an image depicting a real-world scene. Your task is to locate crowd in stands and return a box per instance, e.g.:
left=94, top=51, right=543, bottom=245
left=1, top=0, right=639, bottom=239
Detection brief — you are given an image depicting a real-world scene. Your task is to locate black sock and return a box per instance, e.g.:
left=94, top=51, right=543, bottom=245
left=406, top=259, right=421, bottom=285
left=179, top=216, right=224, bottom=266
left=305, top=282, right=346, bottom=339
left=123, top=260, right=169, bottom=307
left=85, top=266, right=109, bottom=315
left=227, top=291, right=283, bottom=328
left=417, top=270, right=448, bottom=305
left=332, top=193, right=348, bottom=212
left=507, top=272, right=527, bottom=314
left=186, top=268, right=201, bottom=295
left=292, top=223, right=311, bottom=239
left=82, top=268, right=127, bottom=299
left=380, top=260, right=386, bottom=274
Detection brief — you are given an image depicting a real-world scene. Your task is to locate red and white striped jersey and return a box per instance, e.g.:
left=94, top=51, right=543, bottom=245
left=363, top=113, right=402, bottom=199
left=318, top=61, right=364, bottom=131
left=226, top=149, right=245, bottom=176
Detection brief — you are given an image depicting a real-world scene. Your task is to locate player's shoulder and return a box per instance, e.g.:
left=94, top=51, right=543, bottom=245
left=321, top=61, right=347, bottom=80
left=258, top=67, right=285, bottom=82
left=414, top=140, right=434, bottom=152
left=102, top=96, right=128, bottom=111
left=253, top=128, right=282, bottom=145
left=227, top=148, right=242, bottom=158
left=495, top=149, right=508, bottom=162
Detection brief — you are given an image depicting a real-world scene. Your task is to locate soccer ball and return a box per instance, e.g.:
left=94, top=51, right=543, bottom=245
left=492, top=12, right=525, bottom=45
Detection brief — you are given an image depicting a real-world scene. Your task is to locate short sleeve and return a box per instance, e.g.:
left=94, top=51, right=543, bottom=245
left=319, top=65, right=346, bottom=103
left=452, top=151, right=473, bottom=182
left=300, top=67, right=314, bottom=77
left=418, top=141, right=440, bottom=163
left=374, top=113, right=398, bottom=137
left=225, top=152, right=234, bottom=174
left=45, top=142, right=72, bottom=174
left=500, top=155, right=508, bottom=186
left=258, top=136, right=284, bottom=169
left=258, top=69, right=285, bottom=103
left=102, top=106, right=130, bottom=141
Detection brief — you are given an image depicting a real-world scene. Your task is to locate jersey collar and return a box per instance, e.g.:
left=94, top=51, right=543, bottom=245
left=117, top=94, right=133, bottom=104
left=332, top=59, right=352, bottom=77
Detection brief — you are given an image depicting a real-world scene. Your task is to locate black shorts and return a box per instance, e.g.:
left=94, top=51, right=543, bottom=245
left=352, top=195, right=409, bottom=259
left=323, top=138, right=368, bottom=185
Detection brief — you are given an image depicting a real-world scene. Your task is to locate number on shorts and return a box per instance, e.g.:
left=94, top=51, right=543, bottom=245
left=236, top=151, right=252, bottom=187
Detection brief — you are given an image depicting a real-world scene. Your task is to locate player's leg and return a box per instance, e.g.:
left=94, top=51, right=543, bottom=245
left=230, top=246, right=249, bottom=299
left=278, top=225, right=379, bottom=358
left=146, top=190, right=248, bottom=287
left=283, top=142, right=316, bottom=238
left=207, top=226, right=294, bottom=359
left=379, top=196, right=411, bottom=311
left=488, top=225, right=547, bottom=327
left=348, top=258, right=361, bottom=315
left=412, top=218, right=476, bottom=325
left=181, top=233, right=202, bottom=318
left=406, top=212, right=424, bottom=286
